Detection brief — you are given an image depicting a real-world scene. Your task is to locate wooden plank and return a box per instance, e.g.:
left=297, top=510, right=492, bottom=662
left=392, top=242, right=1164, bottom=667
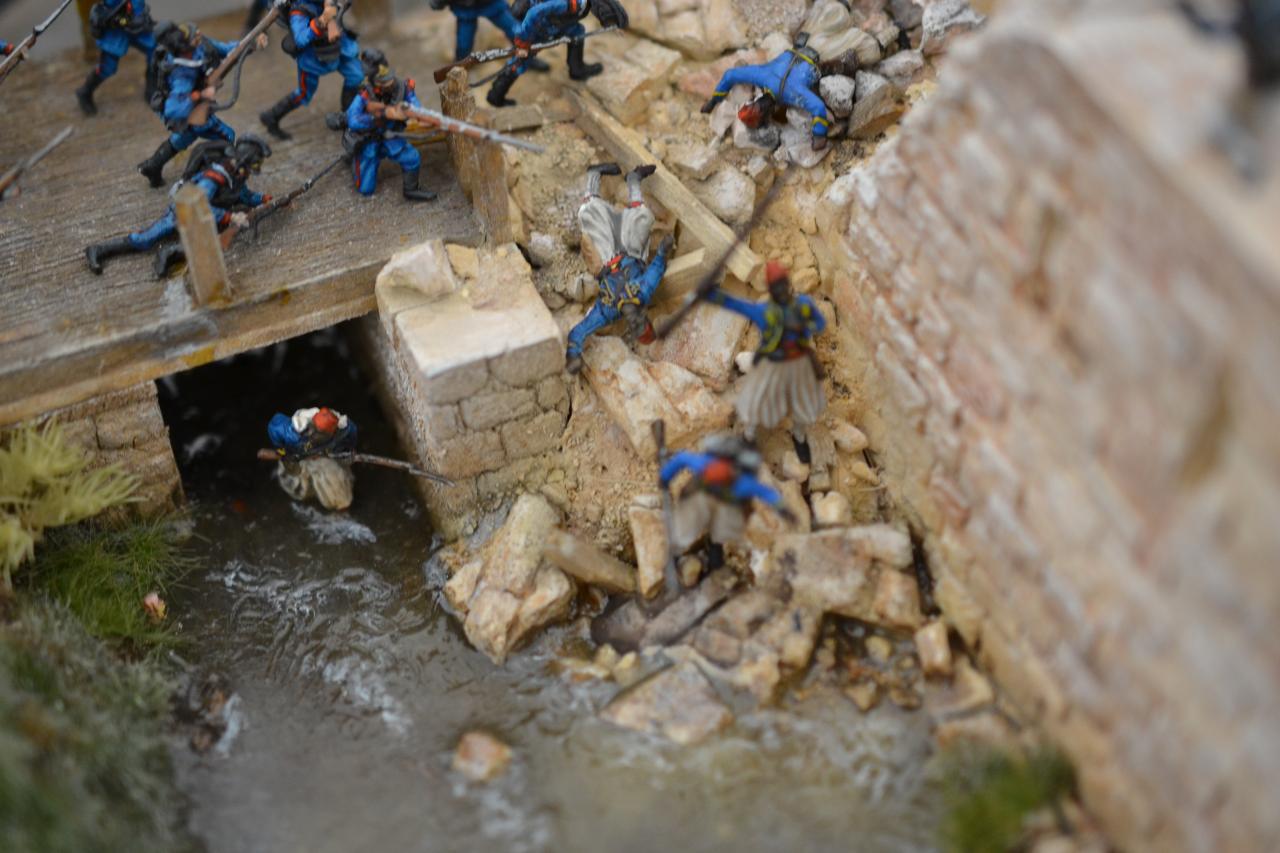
left=655, top=248, right=708, bottom=302
left=571, top=89, right=762, bottom=286
left=441, top=67, right=512, bottom=244
left=175, top=184, right=231, bottom=306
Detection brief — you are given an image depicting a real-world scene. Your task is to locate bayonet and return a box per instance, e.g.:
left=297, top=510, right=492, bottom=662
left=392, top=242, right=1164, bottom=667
left=0, top=0, right=75, bottom=85
left=432, top=25, right=620, bottom=84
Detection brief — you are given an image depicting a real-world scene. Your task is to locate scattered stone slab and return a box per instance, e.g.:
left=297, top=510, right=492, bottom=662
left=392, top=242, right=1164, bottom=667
left=812, top=491, right=853, bottom=528
left=775, top=109, right=833, bottom=169
left=831, top=420, right=869, bottom=454
left=850, top=71, right=904, bottom=139
left=452, top=731, right=513, bottom=782
left=585, top=36, right=683, bottom=125
left=878, top=49, right=926, bottom=91
left=872, top=568, right=924, bottom=630
left=914, top=620, right=953, bottom=677
left=769, top=525, right=915, bottom=624
left=921, top=0, right=985, bottom=56
left=781, top=450, right=810, bottom=482
left=541, top=529, right=637, bottom=594
left=668, top=143, right=720, bottom=181
left=805, top=0, right=884, bottom=67
left=692, top=166, right=756, bottom=226
left=648, top=298, right=750, bottom=389
left=582, top=336, right=734, bottom=458
left=628, top=504, right=669, bottom=599
left=887, top=0, right=924, bottom=31
left=600, top=661, right=733, bottom=745
left=820, top=74, right=857, bottom=119
left=444, top=494, right=575, bottom=663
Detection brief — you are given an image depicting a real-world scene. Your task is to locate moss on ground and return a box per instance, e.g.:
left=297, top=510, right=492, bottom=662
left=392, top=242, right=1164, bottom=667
left=939, top=744, right=1076, bottom=853
left=25, top=521, right=194, bottom=652
left=0, top=598, right=193, bottom=853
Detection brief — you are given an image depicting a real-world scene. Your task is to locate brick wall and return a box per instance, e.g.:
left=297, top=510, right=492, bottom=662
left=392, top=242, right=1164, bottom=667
left=816, top=10, right=1280, bottom=852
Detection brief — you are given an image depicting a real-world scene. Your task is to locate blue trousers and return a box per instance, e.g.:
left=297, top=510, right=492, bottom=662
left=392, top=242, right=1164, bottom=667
left=168, top=115, right=236, bottom=152
left=453, top=0, right=519, bottom=59
left=352, top=137, right=421, bottom=196
left=96, top=30, right=156, bottom=78
left=566, top=252, right=668, bottom=358
left=289, top=37, right=363, bottom=106
left=130, top=203, right=228, bottom=250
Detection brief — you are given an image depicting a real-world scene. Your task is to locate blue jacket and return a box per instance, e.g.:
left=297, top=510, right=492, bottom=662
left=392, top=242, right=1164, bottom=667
left=660, top=451, right=782, bottom=509
left=162, top=37, right=235, bottom=125
left=346, top=81, right=423, bottom=138
left=267, top=412, right=358, bottom=456
left=711, top=48, right=832, bottom=137
left=192, top=164, right=265, bottom=226
left=706, top=288, right=826, bottom=360
left=514, top=0, right=586, bottom=46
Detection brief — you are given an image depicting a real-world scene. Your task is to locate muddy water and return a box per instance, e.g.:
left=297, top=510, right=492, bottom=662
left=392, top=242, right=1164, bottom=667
left=161, top=328, right=942, bottom=853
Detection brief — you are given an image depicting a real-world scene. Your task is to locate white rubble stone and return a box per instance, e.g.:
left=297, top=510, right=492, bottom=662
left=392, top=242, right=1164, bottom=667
left=781, top=450, right=811, bottom=482
left=648, top=299, right=749, bottom=388
left=668, top=142, right=720, bottom=181
left=585, top=37, right=683, bottom=125
left=735, top=351, right=755, bottom=373
left=600, top=661, right=733, bottom=745
left=921, top=0, right=985, bottom=56
left=812, top=491, right=853, bottom=527
left=629, top=505, right=669, bottom=598
left=526, top=231, right=561, bottom=267
left=820, top=74, right=857, bottom=118
left=452, top=731, right=512, bottom=782
left=709, top=84, right=753, bottom=138
left=850, top=71, right=904, bottom=139
left=831, top=421, right=870, bottom=454
left=732, top=119, right=783, bottom=152
left=914, top=620, right=953, bottom=677
left=375, top=240, right=460, bottom=342
left=877, top=49, right=926, bottom=91
left=805, top=0, right=883, bottom=67
left=692, top=167, right=756, bottom=225
left=582, top=336, right=734, bottom=457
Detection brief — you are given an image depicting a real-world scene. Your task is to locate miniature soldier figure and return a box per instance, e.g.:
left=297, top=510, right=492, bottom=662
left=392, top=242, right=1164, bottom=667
left=244, top=0, right=272, bottom=33
left=135, top=23, right=262, bottom=188
left=660, top=433, right=792, bottom=569
left=566, top=162, right=671, bottom=373
left=700, top=34, right=845, bottom=151
left=704, top=261, right=827, bottom=445
left=1, top=41, right=12, bottom=56
left=343, top=50, right=437, bottom=201
left=75, top=0, right=157, bottom=116
left=486, top=0, right=628, bottom=107
left=85, top=136, right=273, bottom=276
left=267, top=406, right=358, bottom=510
left=259, top=0, right=363, bottom=140
left=429, top=0, right=549, bottom=71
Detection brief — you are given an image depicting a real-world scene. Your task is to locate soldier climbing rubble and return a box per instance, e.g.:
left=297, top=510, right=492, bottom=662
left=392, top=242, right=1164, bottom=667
left=565, top=162, right=672, bottom=374
left=700, top=33, right=859, bottom=151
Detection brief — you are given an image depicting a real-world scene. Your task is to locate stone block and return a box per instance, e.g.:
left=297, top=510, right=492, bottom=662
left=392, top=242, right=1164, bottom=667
left=542, top=529, right=636, bottom=594
left=872, top=569, right=924, bottom=631
left=434, top=430, right=506, bottom=479
left=460, top=388, right=538, bottom=432
left=500, top=410, right=566, bottom=461
left=648, top=299, right=749, bottom=389
left=586, top=36, right=682, bottom=125
left=600, top=662, right=733, bottom=746
left=628, top=504, right=669, bottom=598
left=850, top=71, right=904, bottom=140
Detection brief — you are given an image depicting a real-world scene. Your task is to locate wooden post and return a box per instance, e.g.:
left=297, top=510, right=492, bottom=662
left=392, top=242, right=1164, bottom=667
left=174, top=184, right=231, bottom=306
left=440, top=67, right=513, bottom=245
left=75, top=0, right=97, bottom=59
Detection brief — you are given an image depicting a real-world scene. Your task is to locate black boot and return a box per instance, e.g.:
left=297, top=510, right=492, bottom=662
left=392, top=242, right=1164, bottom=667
left=75, top=70, right=105, bottom=117
left=260, top=95, right=300, bottom=141
left=566, top=40, right=602, bottom=80
left=85, top=236, right=142, bottom=275
left=402, top=168, right=437, bottom=202
left=244, top=1, right=267, bottom=33
left=340, top=85, right=359, bottom=111
left=137, top=140, right=178, bottom=189
left=154, top=244, right=186, bottom=279
left=486, top=67, right=519, bottom=108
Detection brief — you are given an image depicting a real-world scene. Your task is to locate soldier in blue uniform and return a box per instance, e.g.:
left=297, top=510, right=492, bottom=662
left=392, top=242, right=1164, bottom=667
left=244, top=0, right=272, bottom=33
left=429, top=0, right=549, bottom=71
left=565, top=162, right=670, bottom=373
left=85, top=136, right=273, bottom=277
left=660, top=433, right=792, bottom=568
left=268, top=406, right=357, bottom=459
left=135, top=23, right=258, bottom=188
left=75, top=0, right=157, bottom=116
left=699, top=35, right=837, bottom=151
left=703, top=261, right=828, bottom=445
left=260, top=0, right=363, bottom=140
left=1, top=41, right=13, bottom=56
left=486, top=0, right=628, bottom=107
left=343, top=50, right=437, bottom=201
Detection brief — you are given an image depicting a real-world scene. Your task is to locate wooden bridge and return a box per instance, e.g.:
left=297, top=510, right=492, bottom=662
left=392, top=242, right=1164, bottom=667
left=0, top=10, right=482, bottom=426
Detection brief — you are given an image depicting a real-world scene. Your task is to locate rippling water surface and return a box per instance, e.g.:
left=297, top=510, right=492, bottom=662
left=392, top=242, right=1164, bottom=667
left=161, top=327, right=942, bottom=853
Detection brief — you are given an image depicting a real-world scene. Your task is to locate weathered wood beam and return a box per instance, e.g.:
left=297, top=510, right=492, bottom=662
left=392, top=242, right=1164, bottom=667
left=571, top=90, right=762, bottom=286
left=175, top=183, right=231, bottom=307
left=655, top=248, right=708, bottom=302
left=441, top=68, right=512, bottom=245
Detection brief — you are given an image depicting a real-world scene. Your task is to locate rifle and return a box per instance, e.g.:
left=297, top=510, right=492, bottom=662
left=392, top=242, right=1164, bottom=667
left=651, top=420, right=684, bottom=600
left=255, top=448, right=455, bottom=486
left=221, top=154, right=345, bottom=248
left=366, top=100, right=545, bottom=153
left=0, top=0, right=75, bottom=85
left=432, top=25, right=620, bottom=84
left=655, top=165, right=792, bottom=340
left=185, top=0, right=285, bottom=128
left=0, top=125, right=72, bottom=200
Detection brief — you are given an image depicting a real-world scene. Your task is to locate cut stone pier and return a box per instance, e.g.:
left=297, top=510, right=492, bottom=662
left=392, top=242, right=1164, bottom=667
left=362, top=240, right=569, bottom=538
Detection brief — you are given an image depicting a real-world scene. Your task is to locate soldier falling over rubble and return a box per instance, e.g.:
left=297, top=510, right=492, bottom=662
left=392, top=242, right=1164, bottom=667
left=565, top=162, right=672, bottom=374
left=700, top=32, right=859, bottom=152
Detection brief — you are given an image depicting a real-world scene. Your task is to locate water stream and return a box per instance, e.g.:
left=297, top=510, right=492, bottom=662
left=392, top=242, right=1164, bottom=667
left=160, top=327, right=943, bottom=853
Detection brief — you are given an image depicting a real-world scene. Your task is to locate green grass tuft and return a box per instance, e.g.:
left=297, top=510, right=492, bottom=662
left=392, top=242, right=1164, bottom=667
left=0, top=598, right=192, bottom=852
left=23, top=520, right=194, bottom=651
left=939, top=743, right=1076, bottom=853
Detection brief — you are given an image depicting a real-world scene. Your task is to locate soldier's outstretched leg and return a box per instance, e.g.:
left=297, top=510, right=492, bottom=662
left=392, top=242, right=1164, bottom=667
left=486, top=64, right=520, bottom=108
left=85, top=236, right=144, bottom=275
left=261, top=94, right=302, bottom=141
left=137, top=140, right=179, bottom=189
left=75, top=69, right=106, bottom=116
left=584, top=161, right=620, bottom=197
left=566, top=38, right=602, bottom=81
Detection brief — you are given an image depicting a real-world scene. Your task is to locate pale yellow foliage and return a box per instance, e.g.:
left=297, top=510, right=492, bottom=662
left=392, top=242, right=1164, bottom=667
left=0, top=422, right=138, bottom=590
